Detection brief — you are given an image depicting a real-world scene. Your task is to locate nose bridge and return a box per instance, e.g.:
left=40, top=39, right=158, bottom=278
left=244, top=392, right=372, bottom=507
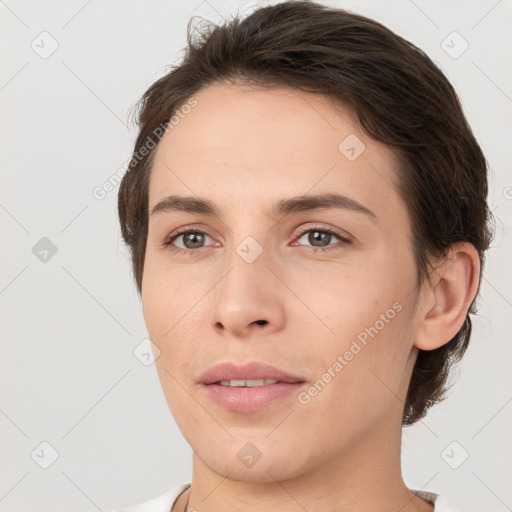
left=221, top=230, right=272, bottom=304
left=223, top=206, right=275, bottom=279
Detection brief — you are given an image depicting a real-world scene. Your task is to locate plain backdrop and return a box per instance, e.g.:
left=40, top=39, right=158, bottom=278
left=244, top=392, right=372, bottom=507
left=1, top=0, right=511, bottom=511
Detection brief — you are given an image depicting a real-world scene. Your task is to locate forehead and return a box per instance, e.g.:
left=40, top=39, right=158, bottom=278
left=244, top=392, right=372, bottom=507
left=148, top=83, right=402, bottom=220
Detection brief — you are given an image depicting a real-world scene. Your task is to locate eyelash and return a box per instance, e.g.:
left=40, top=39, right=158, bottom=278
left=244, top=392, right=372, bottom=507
left=162, top=225, right=351, bottom=256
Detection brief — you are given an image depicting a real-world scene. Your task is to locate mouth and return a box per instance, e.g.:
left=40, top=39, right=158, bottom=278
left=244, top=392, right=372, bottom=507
left=214, top=379, right=282, bottom=387
left=198, top=360, right=306, bottom=412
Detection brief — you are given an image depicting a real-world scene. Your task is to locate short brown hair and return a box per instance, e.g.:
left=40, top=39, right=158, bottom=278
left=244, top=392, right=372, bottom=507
left=118, top=0, right=493, bottom=425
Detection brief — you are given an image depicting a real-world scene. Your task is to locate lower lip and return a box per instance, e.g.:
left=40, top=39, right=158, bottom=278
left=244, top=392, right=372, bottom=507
left=201, top=382, right=305, bottom=412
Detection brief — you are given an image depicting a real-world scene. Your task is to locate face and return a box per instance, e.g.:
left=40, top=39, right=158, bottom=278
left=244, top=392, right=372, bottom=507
left=142, top=83, right=422, bottom=483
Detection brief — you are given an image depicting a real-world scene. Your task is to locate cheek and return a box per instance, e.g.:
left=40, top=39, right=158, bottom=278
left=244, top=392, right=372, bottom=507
left=297, top=311, right=414, bottom=442
left=142, top=258, right=200, bottom=336
left=312, top=245, right=415, bottom=334
left=292, top=267, right=391, bottom=338
left=295, top=258, right=415, bottom=394
left=142, top=262, right=209, bottom=371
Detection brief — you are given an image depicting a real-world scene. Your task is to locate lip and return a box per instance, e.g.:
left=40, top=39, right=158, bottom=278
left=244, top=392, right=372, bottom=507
left=198, top=361, right=306, bottom=412
left=202, top=382, right=306, bottom=412
left=198, top=361, right=305, bottom=385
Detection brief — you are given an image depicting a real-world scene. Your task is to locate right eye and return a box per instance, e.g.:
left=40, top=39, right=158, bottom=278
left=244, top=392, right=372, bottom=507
left=163, top=230, right=217, bottom=255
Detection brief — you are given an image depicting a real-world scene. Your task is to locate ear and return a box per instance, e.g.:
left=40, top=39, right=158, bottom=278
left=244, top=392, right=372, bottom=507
left=414, top=242, right=481, bottom=351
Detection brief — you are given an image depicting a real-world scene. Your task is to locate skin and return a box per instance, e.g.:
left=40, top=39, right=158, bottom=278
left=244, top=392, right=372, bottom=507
left=141, top=83, right=480, bottom=512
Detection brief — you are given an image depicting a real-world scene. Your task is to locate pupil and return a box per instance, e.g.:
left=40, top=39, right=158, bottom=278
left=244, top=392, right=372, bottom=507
left=186, top=233, right=203, bottom=248
left=310, top=231, right=329, bottom=246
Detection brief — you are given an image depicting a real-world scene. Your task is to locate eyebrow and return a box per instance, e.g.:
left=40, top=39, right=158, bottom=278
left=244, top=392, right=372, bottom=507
left=149, top=192, right=377, bottom=222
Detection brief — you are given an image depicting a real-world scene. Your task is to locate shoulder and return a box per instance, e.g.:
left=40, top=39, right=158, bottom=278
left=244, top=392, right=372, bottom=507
left=106, top=482, right=191, bottom=512
left=411, top=489, right=463, bottom=512
left=109, top=485, right=461, bottom=512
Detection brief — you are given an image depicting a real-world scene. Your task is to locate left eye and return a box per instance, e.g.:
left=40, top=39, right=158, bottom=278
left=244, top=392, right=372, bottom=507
left=293, top=228, right=349, bottom=252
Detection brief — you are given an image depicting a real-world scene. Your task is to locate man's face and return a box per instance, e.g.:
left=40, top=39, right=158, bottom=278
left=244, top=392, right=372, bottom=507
left=142, top=83, right=421, bottom=482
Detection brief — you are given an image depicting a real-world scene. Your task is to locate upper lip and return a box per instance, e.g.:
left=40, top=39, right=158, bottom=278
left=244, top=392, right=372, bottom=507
left=199, top=361, right=305, bottom=385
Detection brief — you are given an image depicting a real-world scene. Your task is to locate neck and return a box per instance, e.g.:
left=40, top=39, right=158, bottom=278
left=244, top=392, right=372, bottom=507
left=183, top=412, right=432, bottom=512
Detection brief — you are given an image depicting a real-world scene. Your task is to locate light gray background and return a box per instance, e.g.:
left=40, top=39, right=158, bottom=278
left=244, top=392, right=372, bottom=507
left=1, top=0, right=511, bottom=510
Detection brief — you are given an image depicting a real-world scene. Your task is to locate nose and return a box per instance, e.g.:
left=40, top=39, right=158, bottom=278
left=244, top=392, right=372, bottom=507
left=211, top=240, right=286, bottom=339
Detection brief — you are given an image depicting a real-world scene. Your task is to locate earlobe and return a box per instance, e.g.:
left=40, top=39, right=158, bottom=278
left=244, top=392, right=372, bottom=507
left=414, top=243, right=481, bottom=351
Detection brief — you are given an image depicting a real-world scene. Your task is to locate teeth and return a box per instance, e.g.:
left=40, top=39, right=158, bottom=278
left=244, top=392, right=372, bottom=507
left=218, top=379, right=279, bottom=387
